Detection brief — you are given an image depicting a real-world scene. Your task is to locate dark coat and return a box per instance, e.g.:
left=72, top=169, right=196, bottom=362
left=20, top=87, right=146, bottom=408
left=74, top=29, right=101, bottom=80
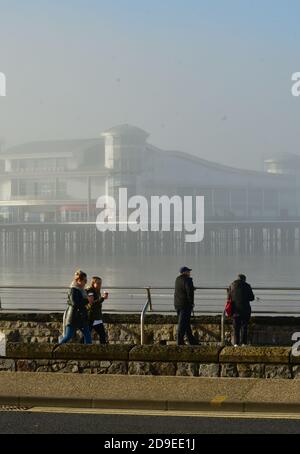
left=229, top=279, right=255, bottom=318
left=64, top=287, right=89, bottom=329
left=86, top=287, right=105, bottom=322
left=174, top=275, right=195, bottom=310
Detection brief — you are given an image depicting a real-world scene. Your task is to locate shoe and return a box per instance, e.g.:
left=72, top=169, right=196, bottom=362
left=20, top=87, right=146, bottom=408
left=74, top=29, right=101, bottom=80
left=234, top=344, right=238, bottom=347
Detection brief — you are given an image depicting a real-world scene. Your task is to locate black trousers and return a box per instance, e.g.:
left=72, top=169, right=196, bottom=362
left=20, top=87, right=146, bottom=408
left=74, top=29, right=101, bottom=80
left=233, top=315, right=250, bottom=345
left=176, top=307, right=197, bottom=346
left=92, top=323, right=107, bottom=344
left=80, top=322, right=107, bottom=344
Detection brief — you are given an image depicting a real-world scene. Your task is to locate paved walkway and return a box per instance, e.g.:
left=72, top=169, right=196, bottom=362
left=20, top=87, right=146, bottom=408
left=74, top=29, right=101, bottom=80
left=1, top=372, right=300, bottom=413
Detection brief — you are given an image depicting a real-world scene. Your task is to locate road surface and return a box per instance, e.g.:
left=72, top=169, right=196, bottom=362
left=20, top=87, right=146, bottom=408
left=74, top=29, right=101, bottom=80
left=1, top=407, right=300, bottom=434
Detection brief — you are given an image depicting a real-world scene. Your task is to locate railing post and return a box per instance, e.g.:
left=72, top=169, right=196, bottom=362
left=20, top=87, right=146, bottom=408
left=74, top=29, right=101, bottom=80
left=147, top=287, right=152, bottom=312
left=221, top=310, right=225, bottom=346
left=141, top=287, right=152, bottom=345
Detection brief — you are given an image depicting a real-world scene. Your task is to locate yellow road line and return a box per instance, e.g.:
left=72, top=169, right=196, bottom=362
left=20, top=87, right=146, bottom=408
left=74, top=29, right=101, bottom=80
left=26, top=407, right=300, bottom=420
left=210, top=395, right=227, bottom=406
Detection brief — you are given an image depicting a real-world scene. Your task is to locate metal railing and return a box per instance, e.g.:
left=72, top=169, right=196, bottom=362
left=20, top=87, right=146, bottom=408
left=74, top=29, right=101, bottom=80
left=220, top=309, right=225, bottom=346
left=1, top=285, right=300, bottom=316
left=140, top=287, right=152, bottom=345
left=0, top=286, right=153, bottom=313
left=1, top=286, right=300, bottom=346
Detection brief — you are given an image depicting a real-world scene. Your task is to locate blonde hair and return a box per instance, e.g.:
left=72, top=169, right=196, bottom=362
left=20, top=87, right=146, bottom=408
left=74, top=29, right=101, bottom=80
left=90, top=276, right=102, bottom=287
left=74, top=270, right=87, bottom=283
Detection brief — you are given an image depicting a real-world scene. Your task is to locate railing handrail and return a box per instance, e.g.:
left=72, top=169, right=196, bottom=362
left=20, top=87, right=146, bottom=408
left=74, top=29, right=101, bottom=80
left=0, top=286, right=154, bottom=290
left=1, top=285, right=300, bottom=291
left=1, top=286, right=300, bottom=319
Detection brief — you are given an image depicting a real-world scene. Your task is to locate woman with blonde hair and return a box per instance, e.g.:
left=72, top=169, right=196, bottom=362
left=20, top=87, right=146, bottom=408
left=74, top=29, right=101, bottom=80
left=59, top=270, right=92, bottom=344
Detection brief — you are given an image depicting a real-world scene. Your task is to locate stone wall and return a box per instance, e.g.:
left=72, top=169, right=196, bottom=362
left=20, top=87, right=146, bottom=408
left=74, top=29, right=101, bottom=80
left=1, top=343, right=300, bottom=379
left=0, top=313, right=299, bottom=346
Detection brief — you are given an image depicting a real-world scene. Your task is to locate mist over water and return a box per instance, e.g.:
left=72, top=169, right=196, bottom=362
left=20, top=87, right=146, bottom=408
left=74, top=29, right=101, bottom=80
left=1, top=252, right=299, bottom=288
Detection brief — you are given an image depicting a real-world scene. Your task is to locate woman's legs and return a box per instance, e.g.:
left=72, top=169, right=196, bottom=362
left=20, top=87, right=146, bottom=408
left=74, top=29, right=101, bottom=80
left=81, top=325, right=92, bottom=344
left=93, top=323, right=107, bottom=344
left=59, top=325, right=75, bottom=344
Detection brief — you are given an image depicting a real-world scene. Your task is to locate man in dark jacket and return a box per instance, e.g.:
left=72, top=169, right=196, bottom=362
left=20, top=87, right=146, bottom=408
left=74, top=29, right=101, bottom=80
left=174, top=266, right=198, bottom=346
left=229, top=274, right=255, bottom=346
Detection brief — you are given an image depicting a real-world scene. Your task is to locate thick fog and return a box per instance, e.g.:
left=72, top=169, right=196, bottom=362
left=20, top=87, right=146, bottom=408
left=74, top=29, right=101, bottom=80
left=1, top=1, right=300, bottom=305
left=1, top=0, right=300, bottom=170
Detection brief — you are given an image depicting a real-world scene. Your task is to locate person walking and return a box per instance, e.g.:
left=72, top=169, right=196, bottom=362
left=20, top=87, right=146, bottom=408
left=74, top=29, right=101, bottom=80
left=58, top=270, right=92, bottom=345
left=85, top=276, right=109, bottom=344
left=174, top=266, right=198, bottom=346
left=228, top=274, right=255, bottom=346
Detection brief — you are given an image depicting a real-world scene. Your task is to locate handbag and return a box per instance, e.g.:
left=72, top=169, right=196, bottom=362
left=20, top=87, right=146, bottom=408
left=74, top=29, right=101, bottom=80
left=225, top=297, right=233, bottom=317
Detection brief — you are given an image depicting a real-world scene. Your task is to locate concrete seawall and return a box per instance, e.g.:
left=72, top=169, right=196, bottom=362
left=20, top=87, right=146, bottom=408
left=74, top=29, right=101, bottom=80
left=1, top=344, right=300, bottom=379
left=2, top=372, right=300, bottom=412
left=0, top=312, right=300, bottom=346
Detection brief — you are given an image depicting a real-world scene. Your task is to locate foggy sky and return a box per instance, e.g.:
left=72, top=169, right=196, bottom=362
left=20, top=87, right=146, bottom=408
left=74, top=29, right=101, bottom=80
left=1, top=0, right=300, bottom=170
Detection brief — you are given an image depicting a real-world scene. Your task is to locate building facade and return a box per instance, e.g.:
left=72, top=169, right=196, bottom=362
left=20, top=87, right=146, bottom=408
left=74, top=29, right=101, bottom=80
left=0, top=124, right=299, bottom=223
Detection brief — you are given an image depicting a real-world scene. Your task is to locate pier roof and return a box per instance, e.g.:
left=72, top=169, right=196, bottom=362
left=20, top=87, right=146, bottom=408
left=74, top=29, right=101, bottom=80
left=0, top=138, right=103, bottom=159
left=102, top=124, right=149, bottom=138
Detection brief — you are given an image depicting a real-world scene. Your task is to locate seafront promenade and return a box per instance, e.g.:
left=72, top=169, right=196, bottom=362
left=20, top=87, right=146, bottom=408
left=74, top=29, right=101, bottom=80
left=3, top=372, right=300, bottom=435
left=1, top=371, right=300, bottom=414
left=0, top=298, right=300, bottom=415
left=1, top=322, right=300, bottom=430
